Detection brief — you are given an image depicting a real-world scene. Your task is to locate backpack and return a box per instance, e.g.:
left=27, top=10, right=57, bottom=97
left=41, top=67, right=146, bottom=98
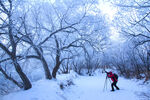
left=114, top=73, right=118, bottom=80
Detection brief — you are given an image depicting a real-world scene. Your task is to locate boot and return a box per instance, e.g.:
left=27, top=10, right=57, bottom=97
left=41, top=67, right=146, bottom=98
left=116, top=87, right=120, bottom=90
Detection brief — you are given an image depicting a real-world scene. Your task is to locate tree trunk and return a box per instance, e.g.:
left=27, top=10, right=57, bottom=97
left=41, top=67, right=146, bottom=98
left=34, top=47, right=52, bottom=79
left=13, top=60, right=32, bottom=90
left=52, top=62, right=61, bottom=78
left=41, top=57, right=52, bottom=79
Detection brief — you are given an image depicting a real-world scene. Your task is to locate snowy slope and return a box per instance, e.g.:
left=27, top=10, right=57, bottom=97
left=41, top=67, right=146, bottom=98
left=1, top=72, right=148, bottom=100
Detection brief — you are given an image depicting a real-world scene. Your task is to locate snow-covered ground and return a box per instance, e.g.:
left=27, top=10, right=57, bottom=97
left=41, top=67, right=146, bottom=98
left=1, top=71, right=148, bottom=100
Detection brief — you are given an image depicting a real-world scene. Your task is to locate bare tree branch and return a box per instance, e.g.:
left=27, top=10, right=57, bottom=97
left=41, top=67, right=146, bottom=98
left=0, top=66, right=23, bottom=88
left=133, top=12, right=150, bottom=25
left=0, top=42, right=12, bottom=56
left=38, top=22, right=79, bottom=46
left=0, top=1, right=9, bottom=14
left=116, top=4, right=150, bottom=9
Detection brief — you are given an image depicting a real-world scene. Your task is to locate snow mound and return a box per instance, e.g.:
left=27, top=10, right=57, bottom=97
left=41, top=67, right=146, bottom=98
left=2, top=80, right=64, bottom=100
left=2, top=71, right=78, bottom=100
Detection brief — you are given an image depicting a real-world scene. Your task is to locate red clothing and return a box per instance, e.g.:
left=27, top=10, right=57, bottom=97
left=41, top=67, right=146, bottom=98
left=107, top=72, right=117, bottom=82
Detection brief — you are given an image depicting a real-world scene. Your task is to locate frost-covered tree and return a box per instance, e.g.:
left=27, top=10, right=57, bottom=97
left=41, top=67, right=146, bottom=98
left=16, top=0, right=109, bottom=78
left=101, top=0, right=150, bottom=79
left=0, top=0, right=31, bottom=90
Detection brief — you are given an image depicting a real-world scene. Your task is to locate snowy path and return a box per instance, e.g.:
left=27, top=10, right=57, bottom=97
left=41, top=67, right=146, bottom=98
left=64, top=75, right=146, bottom=100
left=1, top=74, right=147, bottom=100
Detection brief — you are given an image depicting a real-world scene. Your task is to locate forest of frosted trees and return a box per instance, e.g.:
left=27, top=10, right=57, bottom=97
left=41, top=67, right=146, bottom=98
left=0, top=0, right=150, bottom=95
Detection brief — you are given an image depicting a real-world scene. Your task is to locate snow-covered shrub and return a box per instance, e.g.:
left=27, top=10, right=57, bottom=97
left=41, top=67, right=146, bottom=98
left=57, top=70, right=77, bottom=90
left=72, top=59, right=101, bottom=76
left=59, top=79, right=74, bottom=90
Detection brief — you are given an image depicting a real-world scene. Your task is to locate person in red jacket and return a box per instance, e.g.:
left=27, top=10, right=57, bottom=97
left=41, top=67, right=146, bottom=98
left=107, top=71, right=120, bottom=91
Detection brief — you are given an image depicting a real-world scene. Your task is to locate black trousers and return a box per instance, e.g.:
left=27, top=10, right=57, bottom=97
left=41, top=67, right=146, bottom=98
left=111, top=81, right=119, bottom=91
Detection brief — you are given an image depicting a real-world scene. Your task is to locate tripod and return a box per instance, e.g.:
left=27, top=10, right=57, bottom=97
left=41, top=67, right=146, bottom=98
left=103, top=75, right=111, bottom=91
